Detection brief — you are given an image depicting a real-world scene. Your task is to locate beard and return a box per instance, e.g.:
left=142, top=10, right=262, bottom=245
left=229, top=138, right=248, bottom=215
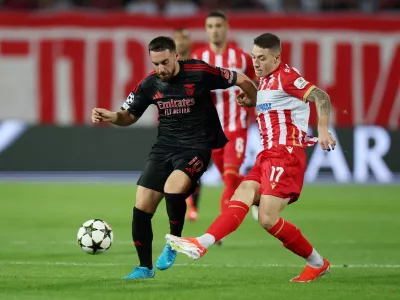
left=157, top=65, right=176, bottom=81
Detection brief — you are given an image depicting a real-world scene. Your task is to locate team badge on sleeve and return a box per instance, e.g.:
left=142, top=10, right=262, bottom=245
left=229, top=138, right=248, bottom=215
left=294, top=77, right=309, bottom=89
left=221, top=68, right=234, bottom=84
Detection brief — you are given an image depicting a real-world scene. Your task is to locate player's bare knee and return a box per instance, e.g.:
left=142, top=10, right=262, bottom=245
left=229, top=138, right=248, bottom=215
left=231, top=180, right=259, bottom=207
left=164, top=170, right=192, bottom=194
left=258, top=212, right=280, bottom=230
left=135, top=186, right=163, bottom=214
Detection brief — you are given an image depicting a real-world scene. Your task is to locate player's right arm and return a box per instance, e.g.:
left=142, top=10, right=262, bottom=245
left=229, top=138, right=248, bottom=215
left=91, top=82, right=152, bottom=127
left=91, top=108, right=138, bottom=127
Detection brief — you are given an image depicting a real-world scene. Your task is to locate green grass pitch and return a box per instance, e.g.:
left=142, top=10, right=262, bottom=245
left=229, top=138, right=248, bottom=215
left=1, top=183, right=399, bottom=300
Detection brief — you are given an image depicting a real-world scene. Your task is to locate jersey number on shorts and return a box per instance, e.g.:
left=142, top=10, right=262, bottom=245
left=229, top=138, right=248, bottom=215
left=186, top=157, right=204, bottom=176
left=270, top=166, right=284, bottom=182
left=236, top=137, right=244, bottom=158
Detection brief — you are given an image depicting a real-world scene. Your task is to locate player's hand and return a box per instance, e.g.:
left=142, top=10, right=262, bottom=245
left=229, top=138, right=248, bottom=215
left=318, top=129, right=336, bottom=151
left=91, top=108, right=117, bottom=124
left=237, top=92, right=253, bottom=108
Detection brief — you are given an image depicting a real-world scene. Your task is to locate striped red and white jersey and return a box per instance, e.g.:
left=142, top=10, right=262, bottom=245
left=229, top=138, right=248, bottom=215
left=192, top=45, right=256, bottom=132
left=256, top=63, right=318, bottom=149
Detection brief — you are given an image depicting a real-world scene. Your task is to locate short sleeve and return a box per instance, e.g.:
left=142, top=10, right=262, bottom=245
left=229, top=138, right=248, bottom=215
left=120, top=84, right=152, bottom=117
left=281, top=69, right=315, bottom=102
left=202, top=64, right=237, bottom=90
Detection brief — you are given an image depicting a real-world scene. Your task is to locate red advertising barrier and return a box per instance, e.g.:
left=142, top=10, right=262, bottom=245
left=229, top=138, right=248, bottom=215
left=0, top=13, right=399, bottom=128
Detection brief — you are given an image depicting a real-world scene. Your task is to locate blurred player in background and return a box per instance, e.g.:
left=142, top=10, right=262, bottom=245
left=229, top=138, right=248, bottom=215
left=92, top=36, right=257, bottom=279
left=172, top=28, right=203, bottom=221
left=172, top=28, right=191, bottom=60
left=166, top=33, right=335, bottom=283
left=190, top=11, right=257, bottom=226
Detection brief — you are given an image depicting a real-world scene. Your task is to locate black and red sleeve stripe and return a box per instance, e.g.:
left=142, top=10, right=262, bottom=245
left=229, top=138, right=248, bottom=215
left=184, top=63, right=220, bottom=76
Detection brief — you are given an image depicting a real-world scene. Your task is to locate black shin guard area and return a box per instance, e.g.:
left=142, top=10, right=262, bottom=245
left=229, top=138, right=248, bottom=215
left=165, top=193, right=187, bottom=237
left=132, top=207, right=154, bottom=269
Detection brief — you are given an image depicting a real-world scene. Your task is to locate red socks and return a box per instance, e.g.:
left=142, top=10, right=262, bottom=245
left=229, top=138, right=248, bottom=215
left=206, top=200, right=249, bottom=242
left=268, top=218, right=313, bottom=258
left=221, top=169, right=243, bottom=213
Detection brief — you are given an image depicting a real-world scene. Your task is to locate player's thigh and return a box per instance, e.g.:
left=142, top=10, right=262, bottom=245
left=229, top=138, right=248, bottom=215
left=240, top=151, right=264, bottom=206
left=164, top=170, right=192, bottom=194
left=211, top=148, right=224, bottom=174
left=167, top=150, right=212, bottom=195
left=258, top=194, right=290, bottom=230
left=137, top=158, right=171, bottom=193
left=231, top=179, right=261, bottom=208
left=135, top=186, right=164, bottom=214
left=223, top=131, right=248, bottom=169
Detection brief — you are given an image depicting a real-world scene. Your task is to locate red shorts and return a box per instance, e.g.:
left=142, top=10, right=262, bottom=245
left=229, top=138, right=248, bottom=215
left=212, top=129, right=248, bottom=172
left=244, top=145, right=307, bottom=204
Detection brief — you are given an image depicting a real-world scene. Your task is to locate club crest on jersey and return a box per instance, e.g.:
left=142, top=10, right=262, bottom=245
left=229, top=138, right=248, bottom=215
left=184, top=84, right=195, bottom=96
left=256, top=103, right=272, bottom=112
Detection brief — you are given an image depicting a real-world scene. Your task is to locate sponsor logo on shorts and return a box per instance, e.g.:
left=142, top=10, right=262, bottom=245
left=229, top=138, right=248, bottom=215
left=271, top=183, right=276, bottom=190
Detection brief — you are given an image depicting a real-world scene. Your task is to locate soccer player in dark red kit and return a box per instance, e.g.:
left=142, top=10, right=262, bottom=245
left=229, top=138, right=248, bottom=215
left=91, top=36, right=257, bottom=279
left=190, top=11, right=257, bottom=225
left=166, top=33, right=335, bottom=283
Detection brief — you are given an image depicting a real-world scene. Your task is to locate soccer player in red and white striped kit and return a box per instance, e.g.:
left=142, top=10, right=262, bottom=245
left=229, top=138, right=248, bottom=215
left=166, top=33, right=336, bottom=283
left=188, top=11, right=257, bottom=224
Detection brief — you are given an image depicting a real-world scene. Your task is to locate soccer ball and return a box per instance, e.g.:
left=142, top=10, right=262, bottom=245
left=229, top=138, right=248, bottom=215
left=77, top=219, right=113, bottom=255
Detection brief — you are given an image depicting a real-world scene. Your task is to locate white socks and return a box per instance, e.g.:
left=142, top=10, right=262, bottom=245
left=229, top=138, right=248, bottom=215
left=196, top=233, right=216, bottom=248
left=306, top=249, right=324, bottom=268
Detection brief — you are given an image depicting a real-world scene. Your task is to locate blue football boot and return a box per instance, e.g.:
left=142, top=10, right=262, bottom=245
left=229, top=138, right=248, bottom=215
left=156, top=243, right=177, bottom=270
left=123, top=266, right=155, bottom=279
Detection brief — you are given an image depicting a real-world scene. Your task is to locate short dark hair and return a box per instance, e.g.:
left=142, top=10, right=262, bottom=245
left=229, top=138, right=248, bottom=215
left=253, top=33, right=281, bottom=52
left=206, top=10, right=228, bottom=21
left=148, top=36, right=176, bottom=53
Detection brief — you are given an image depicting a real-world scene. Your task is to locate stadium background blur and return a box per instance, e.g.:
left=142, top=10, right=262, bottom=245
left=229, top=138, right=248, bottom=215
left=0, top=1, right=399, bottom=300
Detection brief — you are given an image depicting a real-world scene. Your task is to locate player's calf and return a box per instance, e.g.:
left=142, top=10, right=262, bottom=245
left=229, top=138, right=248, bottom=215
left=258, top=195, right=289, bottom=230
left=221, top=167, right=243, bottom=212
left=164, top=170, right=193, bottom=236
left=259, top=195, right=327, bottom=280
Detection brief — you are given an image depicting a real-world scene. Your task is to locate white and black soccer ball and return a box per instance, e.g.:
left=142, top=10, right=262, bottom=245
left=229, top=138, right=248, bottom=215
left=77, top=219, right=113, bottom=255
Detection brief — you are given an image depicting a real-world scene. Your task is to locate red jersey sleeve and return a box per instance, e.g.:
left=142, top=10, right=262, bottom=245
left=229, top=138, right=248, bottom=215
left=281, top=68, right=315, bottom=102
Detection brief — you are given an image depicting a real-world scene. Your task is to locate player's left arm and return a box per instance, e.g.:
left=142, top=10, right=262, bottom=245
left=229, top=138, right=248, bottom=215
left=305, top=87, right=336, bottom=151
left=282, top=70, right=336, bottom=151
